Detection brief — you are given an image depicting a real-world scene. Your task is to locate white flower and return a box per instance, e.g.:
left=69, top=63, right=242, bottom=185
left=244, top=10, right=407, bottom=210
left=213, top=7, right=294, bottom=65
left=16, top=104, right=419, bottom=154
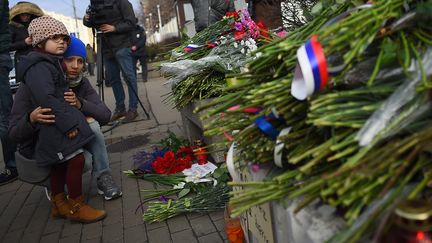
left=233, top=42, right=238, bottom=48
left=241, top=48, right=245, bottom=54
left=245, top=40, right=251, bottom=46
left=256, top=52, right=263, bottom=58
left=249, top=38, right=256, bottom=45
left=240, top=40, right=245, bottom=46
left=173, top=182, right=185, bottom=189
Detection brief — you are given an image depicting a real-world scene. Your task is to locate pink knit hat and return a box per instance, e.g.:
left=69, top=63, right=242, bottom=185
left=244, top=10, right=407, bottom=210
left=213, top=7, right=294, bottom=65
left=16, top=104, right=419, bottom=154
left=28, top=16, right=69, bottom=47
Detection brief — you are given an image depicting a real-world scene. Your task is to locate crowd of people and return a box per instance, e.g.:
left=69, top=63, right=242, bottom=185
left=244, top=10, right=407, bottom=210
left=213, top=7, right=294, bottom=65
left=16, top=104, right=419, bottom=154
left=0, top=0, right=149, bottom=223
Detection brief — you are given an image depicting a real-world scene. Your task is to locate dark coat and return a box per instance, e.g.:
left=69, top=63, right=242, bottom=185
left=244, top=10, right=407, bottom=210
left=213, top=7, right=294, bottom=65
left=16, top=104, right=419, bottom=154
left=0, top=0, right=11, bottom=53
left=191, top=0, right=235, bottom=32
left=8, top=2, right=44, bottom=65
left=83, top=0, right=136, bottom=58
left=9, top=52, right=94, bottom=166
left=131, top=25, right=147, bottom=58
left=72, top=77, right=111, bottom=126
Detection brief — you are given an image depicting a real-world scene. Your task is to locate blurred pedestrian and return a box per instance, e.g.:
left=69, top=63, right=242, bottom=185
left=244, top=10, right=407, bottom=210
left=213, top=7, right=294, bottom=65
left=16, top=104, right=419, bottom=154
left=9, top=1, right=43, bottom=73
left=131, top=24, right=148, bottom=82
left=0, top=0, right=18, bottom=185
left=85, top=44, right=96, bottom=76
left=191, top=0, right=235, bottom=32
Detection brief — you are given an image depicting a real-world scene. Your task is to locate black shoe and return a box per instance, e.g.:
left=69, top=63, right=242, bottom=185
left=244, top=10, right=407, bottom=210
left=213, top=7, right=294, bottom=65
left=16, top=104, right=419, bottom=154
left=0, top=168, right=18, bottom=186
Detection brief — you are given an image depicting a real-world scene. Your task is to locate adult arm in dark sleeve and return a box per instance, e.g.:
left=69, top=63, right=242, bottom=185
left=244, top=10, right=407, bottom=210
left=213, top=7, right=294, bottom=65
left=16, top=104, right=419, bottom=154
left=8, top=26, right=28, bottom=52
left=8, top=86, right=38, bottom=143
left=134, top=26, right=146, bottom=49
left=76, top=79, right=111, bottom=125
left=114, top=0, right=136, bottom=33
left=24, top=64, right=78, bottom=134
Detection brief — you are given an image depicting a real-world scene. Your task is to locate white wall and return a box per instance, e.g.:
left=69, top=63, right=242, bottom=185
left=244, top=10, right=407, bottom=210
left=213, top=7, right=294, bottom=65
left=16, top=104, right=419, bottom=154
left=147, top=17, right=179, bottom=44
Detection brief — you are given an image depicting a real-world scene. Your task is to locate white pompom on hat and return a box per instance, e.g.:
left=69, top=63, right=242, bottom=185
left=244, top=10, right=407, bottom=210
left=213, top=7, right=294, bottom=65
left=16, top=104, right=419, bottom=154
left=28, top=16, right=69, bottom=47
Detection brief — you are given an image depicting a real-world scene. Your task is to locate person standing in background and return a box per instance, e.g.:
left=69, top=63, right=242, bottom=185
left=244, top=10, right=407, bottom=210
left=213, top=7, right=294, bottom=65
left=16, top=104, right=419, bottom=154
left=0, top=0, right=18, bottom=185
left=85, top=44, right=96, bottom=76
left=190, top=0, right=235, bottom=32
left=9, top=1, right=43, bottom=74
left=83, top=0, right=139, bottom=123
left=131, top=24, right=148, bottom=82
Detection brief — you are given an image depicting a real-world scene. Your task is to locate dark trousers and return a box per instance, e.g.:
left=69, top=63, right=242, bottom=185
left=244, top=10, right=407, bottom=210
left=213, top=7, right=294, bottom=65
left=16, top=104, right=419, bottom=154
left=87, top=63, right=95, bottom=76
left=132, top=55, right=148, bottom=82
left=0, top=53, right=16, bottom=169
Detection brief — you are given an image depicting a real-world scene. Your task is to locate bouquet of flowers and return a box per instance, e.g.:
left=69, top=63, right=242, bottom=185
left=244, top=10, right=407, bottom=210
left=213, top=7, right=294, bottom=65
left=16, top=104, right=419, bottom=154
left=195, top=0, right=432, bottom=241
left=161, top=9, right=272, bottom=108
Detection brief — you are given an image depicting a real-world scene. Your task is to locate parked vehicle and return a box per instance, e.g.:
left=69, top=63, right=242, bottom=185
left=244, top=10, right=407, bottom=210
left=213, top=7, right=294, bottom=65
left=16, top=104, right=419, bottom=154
left=9, top=52, right=19, bottom=93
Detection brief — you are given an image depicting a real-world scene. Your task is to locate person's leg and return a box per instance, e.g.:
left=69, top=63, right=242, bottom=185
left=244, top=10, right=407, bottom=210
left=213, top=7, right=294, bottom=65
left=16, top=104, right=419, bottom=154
left=50, top=162, right=69, bottom=218
left=132, top=55, right=138, bottom=77
left=140, top=55, right=148, bottom=82
left=88, top=63, right=94, bottom=76
left=115, top=48, right=138, bottom=112
left=66, top=153, right=106, bottom=223
left=85, top=120, right=122, bottom=200
left=0, top=53, right=17, bottom=185
left=87, top=121, right=111, bottom=177
left=104, top=55, right=126, bottom=119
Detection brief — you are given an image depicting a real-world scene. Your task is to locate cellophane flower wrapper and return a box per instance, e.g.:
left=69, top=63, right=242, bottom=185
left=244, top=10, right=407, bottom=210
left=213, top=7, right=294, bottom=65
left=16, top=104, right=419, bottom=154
left=356, top=48, right=432, bottom=146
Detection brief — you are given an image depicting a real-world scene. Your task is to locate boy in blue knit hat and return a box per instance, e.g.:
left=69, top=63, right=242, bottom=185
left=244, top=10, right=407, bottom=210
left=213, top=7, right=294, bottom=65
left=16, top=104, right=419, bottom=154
left=29, top=36, right=122, bottom=200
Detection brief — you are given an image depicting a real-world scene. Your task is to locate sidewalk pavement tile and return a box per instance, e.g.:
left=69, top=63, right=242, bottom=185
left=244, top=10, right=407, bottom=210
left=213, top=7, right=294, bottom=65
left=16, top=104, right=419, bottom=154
left=147, top=226, right=171, bottom=243
left=198, top=232, right=226, bottom=243
left=167, top=215, right=190, bottom=233
left=190, top=215, right=217, bottom=237
left=172, top=229, right=198, bottom=243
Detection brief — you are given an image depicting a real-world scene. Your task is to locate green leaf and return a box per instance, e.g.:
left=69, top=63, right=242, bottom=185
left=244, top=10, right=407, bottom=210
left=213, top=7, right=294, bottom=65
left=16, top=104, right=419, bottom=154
left=311, top=2, right=323, bottom=16
left=185, top=198, right=191, bottom=208
left=178, top=188, right=191, bottom=198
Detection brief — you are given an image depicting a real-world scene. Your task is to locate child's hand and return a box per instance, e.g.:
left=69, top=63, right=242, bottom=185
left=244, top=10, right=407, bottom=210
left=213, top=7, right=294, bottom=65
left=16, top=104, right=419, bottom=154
left=67, top=129, right=79, bottom=139
left=64, top=90, right=82, bottom=109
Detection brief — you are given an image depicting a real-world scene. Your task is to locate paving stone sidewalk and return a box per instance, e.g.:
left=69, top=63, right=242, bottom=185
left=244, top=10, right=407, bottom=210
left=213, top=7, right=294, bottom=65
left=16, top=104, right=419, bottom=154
left=0, top=72, right=228, bottom=243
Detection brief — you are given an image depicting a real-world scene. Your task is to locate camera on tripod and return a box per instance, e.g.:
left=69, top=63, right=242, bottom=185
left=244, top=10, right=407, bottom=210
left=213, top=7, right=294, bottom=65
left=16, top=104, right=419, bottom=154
left=86, top=0, right=123, bottom=27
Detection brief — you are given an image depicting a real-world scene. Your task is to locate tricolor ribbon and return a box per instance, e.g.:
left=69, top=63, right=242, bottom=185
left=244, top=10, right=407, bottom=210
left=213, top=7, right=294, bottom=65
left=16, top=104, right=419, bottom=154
left=183, top=44, right=202, bottom=52
left=291, top=35, right=329, bottom=100
left=291, top=4, right=373, bottom=100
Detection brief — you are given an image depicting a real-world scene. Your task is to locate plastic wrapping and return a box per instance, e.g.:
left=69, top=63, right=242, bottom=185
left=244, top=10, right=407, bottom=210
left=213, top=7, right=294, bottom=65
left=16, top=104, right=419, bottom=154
left=356, top=48, right=432, bottom=146
left=162, top=40, right=257, bottom=87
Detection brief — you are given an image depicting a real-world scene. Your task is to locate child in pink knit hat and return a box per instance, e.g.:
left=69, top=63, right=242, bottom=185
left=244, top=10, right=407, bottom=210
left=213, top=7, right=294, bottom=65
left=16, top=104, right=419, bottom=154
left=9, top=16, right=107, bottom=223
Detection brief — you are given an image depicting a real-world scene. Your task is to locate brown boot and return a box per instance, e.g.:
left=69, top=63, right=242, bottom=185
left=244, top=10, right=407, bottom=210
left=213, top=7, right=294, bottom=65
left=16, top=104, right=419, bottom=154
left=51, top=193, right=71, bottom=218
left=68, top=196, right=106, bottom=223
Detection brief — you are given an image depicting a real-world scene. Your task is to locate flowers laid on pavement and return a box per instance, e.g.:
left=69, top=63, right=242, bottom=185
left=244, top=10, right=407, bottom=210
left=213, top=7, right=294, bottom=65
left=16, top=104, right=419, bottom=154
left=124, top=133, right=231, bottom=223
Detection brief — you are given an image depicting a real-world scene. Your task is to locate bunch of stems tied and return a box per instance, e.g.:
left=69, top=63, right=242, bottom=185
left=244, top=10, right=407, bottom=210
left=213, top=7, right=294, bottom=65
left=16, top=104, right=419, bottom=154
left=195, top=0, right=432, bottom=241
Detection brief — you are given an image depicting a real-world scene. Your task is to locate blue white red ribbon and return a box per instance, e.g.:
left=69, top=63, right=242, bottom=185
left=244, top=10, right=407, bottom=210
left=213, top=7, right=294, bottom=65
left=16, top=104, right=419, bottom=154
left=183, top=44, right=202, bottom=52
left=291, top=4, right=374, bottom=100
left=291, top=35, right=329, bottom=100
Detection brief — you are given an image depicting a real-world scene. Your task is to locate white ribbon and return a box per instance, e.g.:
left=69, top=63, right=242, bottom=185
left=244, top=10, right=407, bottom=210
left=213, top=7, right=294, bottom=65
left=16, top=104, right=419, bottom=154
left=274, top=127, right=292, bottom=167
left=226, top=143, right=241, bottom=181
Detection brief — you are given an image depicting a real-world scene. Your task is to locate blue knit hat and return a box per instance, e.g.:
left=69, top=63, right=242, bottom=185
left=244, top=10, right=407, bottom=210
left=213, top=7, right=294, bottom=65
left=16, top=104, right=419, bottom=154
left=64, top=36, right=86, bottom=59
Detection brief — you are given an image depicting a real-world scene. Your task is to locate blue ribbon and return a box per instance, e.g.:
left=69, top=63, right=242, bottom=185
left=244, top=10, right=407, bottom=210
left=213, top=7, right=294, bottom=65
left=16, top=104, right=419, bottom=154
left=305, top=39, right=321, bottom=92
left=254, top=115, right=280, bottom=141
